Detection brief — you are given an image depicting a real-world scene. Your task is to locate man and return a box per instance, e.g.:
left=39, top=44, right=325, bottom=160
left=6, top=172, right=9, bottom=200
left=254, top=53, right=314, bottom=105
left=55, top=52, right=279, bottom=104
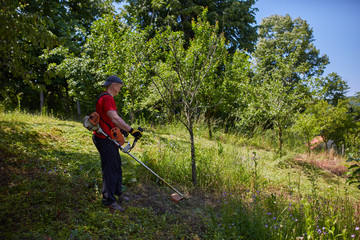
left=92, top=75, right=142, bottom=212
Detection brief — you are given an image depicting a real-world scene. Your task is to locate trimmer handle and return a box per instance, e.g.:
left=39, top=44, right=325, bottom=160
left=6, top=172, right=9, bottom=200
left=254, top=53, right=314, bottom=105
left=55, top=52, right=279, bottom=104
left=121, top=135, right=139, bottom=153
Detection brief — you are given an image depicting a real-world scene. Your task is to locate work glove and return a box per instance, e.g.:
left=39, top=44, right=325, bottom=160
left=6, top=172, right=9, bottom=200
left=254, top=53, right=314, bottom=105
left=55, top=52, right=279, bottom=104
left=120, top=129, right=129, bottom=138
left=130, top=127, right=143, bottom=139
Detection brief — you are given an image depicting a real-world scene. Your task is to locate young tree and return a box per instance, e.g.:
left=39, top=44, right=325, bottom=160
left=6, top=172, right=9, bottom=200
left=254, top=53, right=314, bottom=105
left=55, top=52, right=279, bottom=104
left=308, top=100, right=353, bottom=150
left=244, top=76, right=307, bottom=155
left=145, top=9, right=227, bottom=185
left=292, top=111, right=321, bottom=156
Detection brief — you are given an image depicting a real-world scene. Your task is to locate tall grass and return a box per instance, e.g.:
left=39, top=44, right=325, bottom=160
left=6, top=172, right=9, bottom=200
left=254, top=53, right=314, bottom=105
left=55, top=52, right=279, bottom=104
left=1, top=111, right=359, bottom=239
left=137, top=118, right=360, bottom=239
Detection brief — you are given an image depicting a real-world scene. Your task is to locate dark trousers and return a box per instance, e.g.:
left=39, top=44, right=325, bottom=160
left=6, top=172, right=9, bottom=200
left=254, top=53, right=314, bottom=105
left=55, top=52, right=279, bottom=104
left=93, top=135, right=122, bottom=206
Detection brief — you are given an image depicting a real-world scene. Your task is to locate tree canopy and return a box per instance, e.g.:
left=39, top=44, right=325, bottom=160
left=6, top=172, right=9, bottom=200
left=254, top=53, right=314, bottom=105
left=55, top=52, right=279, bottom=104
left=122, top=0, right=258, bottom=53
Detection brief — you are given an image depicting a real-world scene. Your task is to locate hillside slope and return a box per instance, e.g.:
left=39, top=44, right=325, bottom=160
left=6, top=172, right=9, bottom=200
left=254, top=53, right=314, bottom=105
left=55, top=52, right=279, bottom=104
left=1, top=111, right=359, bottom=239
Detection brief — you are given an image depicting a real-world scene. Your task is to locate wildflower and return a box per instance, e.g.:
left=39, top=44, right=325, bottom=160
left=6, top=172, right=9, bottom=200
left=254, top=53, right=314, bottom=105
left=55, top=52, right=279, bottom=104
left=265, top=225, right=268, bottom=228
left=273, top=217, right=277, bottom=220
left=268, top=212, right=271, bottom=215
left=351, top=235, right=355, bottom=238
left=356, top=227, right=359, bottom=231
left=295, top=219, right=298, bottom=222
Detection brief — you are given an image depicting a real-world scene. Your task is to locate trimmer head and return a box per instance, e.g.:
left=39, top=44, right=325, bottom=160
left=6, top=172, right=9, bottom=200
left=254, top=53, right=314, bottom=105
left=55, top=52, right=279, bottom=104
left=171, top=193, right=185, bottom=204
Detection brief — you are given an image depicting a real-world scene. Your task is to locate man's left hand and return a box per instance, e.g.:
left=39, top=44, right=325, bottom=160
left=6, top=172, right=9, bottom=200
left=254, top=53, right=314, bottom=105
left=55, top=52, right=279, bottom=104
left=130, top=127, right=143, bottom=139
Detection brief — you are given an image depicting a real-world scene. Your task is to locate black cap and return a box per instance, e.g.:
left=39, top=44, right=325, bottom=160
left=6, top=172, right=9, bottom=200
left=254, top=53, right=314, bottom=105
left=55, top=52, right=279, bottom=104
left=102, top=75, right=123, bottom=86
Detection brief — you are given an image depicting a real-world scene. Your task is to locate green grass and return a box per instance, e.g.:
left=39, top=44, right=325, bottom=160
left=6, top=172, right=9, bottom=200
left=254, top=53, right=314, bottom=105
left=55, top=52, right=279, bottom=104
left=0, top=111, right=359, bottom=239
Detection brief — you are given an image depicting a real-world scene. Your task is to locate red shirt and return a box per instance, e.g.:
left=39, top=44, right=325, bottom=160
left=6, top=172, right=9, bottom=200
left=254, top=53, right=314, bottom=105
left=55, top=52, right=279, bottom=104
left=94, top=92, right=117, bottom=139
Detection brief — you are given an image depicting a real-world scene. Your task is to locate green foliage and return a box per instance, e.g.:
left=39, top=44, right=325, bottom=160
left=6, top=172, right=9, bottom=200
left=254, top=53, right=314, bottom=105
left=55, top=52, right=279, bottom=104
left=255, top=14, right=329, bottom=84
left=122, top=0, right=258, bottom=53
left=307, top=99, right=353, bottom=147
left=144, top=8, right=229, bottom=184
left=292, top=111, right=321, bottom=156
left=242, top=14, right=331, bottom=155
left=207, top=175, right=359, bottom=240
left=320, top=72, right=350, bottom=106
left=346, top=156, right=360, bottom=190
left=1, top=0, right=113, bottom=114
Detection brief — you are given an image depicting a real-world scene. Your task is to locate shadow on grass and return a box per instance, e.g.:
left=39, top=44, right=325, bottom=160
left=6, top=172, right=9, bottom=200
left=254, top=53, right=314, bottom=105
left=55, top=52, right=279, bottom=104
left=0, top=120, right=105, bottom=238
left=0, top=118, right=207, bottom=239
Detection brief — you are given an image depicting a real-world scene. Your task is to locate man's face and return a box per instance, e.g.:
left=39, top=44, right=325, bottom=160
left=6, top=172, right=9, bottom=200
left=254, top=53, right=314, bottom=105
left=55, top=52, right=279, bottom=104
left=112, top=83, right=123, bottom=96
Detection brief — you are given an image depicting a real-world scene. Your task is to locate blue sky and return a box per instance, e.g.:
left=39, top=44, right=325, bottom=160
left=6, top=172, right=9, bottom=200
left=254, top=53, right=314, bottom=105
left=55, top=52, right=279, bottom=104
left=114, top=0, right=359, bottom=96
left=254, top=0, right=360, bottom=96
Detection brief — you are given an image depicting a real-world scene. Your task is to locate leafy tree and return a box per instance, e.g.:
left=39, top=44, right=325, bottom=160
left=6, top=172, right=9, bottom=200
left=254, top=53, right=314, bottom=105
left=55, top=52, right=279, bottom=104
left=1, top=0, right=113, bottom=114
left=346, top=93, right=360, bottom=156
left=0, top=1, right=56, bottom=77
left=144, top=9, right=227, bottom=185
left=222, top=50, right=252, bottom=131
left=345, top=93, right=360, bottom=190
left=308, top=100, right=353, bottom=149
left=320, top=72, right=349, bottom=106
left=247, top=14, right=330, bottom=155
left=0, top=1, right=57, bottom=110
left=51, top=13, right=156, bottom=122
left=254, top=14, right=329, bottom=87
left=122, top=0, right=258, bottom=53
left=292, top=111, right=320, bottom=156
left=244, top=76, right=307, bottom=155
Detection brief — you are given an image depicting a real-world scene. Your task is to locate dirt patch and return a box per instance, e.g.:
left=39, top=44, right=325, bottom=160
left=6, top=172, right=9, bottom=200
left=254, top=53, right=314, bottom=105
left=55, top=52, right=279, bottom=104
left=294, top=153, right=348, bottom=176
left=123, top=183, right=220, bottom=235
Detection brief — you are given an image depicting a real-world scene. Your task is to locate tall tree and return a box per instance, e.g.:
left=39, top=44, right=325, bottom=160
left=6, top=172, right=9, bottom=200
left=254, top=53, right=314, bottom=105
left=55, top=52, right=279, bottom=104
left=254, top=14, right=329, bottom=87
left=1, top=0, right=113, bottom=114
left=248, top=14, right=329, bottom=155
left=122, top=0, right=258, bottom=53
left=320, top=72, right=349, bottom=106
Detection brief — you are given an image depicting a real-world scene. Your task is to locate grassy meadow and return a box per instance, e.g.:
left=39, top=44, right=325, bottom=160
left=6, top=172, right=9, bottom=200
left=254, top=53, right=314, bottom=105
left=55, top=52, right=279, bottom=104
left=0, top=111, right=359, bottom=239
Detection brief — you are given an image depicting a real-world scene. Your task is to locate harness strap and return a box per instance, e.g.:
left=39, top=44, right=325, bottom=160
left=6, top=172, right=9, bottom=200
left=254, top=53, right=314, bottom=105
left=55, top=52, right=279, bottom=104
left=96, top=93, right=112, bottom=130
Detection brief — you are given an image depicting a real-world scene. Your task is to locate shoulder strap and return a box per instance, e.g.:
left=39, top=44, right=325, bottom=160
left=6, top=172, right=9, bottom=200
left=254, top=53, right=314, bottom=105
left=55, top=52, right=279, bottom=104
left=95, top=92, right=113, bottom=130
left=95, top=92, right=112, bottom=107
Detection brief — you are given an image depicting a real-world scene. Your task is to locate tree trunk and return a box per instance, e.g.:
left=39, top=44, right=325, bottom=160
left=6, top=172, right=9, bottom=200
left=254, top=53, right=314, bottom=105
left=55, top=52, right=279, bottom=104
left=206, top=109, right=212, bottom=139
left=321, top=136, right=328, bottom=150
left=40, top=89, right=44, bottom=113
left=278, top=125, right=283, bottom=156
left=129, top=90, right=135, bottom=125
left=188, top=118, right=197, bottom=186
left=76, top=99, right=81, bottom=119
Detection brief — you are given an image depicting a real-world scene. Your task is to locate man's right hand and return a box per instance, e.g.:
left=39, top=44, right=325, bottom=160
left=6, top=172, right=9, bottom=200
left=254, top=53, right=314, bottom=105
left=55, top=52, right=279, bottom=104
left=130, top=127, right=143, bottom=139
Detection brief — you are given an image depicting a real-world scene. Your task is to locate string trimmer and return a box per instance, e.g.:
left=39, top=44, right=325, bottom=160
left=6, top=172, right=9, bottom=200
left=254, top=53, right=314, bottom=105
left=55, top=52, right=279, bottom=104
left=83, top=112, right=185, bottom=204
